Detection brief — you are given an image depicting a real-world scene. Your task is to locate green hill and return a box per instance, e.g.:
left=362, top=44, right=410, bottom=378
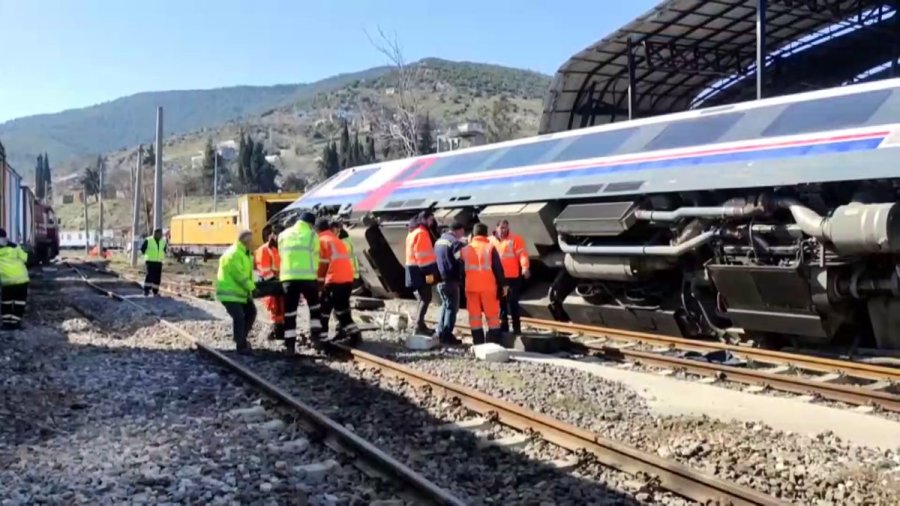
left=0, top=66, right=392, bottom=172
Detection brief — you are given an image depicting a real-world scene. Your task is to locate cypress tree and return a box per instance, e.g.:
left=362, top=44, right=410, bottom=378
left=339, top=121, right=351, bottom=169
left=352, top=131, right=363, bottom=166
left=418, top=114, right=434, bottom=155
left=365, top=136, right=377, bottom=163
left=35, top=155, right=45, bottom=199
left=327, top=141, right=340, bottom=177
left=43, top=153, right=52, bottom=201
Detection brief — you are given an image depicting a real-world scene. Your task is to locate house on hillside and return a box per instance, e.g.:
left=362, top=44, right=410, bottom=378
left=437, top=121, right=486, bottom=152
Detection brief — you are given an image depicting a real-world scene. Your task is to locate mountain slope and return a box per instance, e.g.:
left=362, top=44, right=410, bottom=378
left=0, top=66, right=392, bottom=172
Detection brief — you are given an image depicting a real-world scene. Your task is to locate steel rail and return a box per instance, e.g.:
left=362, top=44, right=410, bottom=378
left=65, top=263, right=464, bottom=506
left=579, top=343, right=900, bottom=412
left=521, top=317, right=900, bottom=382
left=334, top=344, right=785, bottom=506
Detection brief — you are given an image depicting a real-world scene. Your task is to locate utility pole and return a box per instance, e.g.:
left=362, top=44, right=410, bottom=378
left=98, top=157, right=104, bottom=253
left=153, top=106, right=163, bottom=231
left=130, top=145, right=143, bottom=267
left=83, top=184, right=90, bottom=255
left=213, top=150, right=218, bottom=212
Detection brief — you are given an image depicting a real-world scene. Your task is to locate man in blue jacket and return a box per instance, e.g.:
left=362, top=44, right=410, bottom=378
left=433, top=222, right=466, bottom=345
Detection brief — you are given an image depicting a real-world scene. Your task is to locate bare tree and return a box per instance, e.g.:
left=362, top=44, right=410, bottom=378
left=365, top=27, right=421, bottom=158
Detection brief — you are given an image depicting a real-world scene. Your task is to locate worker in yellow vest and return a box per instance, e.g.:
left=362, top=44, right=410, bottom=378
left=216, top=230, right=257, bottom=354
left=279, top=212, right=322, bottom=354
left=0, top=228, right=29, bottom=330
left=140, top=228, right=167, bottom=296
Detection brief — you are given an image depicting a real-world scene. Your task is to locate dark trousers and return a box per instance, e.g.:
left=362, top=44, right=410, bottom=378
left=144, top=261, right=162, bottom=295
left=500, top=277, right=523, bottom=334
left=222, top=301, right=256, bottom=348
left=413, top=285, right=432, bottom=331
left=1, top=282, right=28, bottom=330
left=283, top=280, right=322, bottom=349
left=436, top=282, right=460, bottom=340
left=321, top=283, right=361, bottom=343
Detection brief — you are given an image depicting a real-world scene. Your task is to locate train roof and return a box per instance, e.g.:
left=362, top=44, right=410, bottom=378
left=287, top=77, right=900, bottom=214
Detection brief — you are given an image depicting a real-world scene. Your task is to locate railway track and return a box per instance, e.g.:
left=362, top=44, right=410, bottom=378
left=66, top=260, right=784, bottom=505
left=65, top=262, right=464, bottom=505
left=517, top=318, right=900, bottom=413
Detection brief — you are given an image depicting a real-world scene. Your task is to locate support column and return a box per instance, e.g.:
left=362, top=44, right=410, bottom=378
left=130, top=146, right=143, bottom=267
left=626, top=36, right=637, bottom=120
left=153, top=107, right=163, bottom=231
left=756, top=0, right=767, bottom=100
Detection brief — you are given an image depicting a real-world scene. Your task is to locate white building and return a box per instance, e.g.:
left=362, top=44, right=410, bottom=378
left=437, top=121, right=487, bottom=152
left=59, top=229, right=119, bottom=249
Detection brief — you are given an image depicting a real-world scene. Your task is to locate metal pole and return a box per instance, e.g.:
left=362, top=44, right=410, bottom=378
left=756, top=0, right=767, bottom=100
left=130, top=145, right=143, bottom=267
left=83, top=184, right=90, bottom=255
left=98, top=157, right=104, bottom=253
left=626, top=36, right=637, bottom=120
left=213, top=150, right=218, bottom=212
left=153, top=107, right=163, bottom=231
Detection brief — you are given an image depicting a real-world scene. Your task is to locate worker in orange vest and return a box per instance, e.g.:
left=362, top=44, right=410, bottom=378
left=405, top=211, right=439, bottom=335
left=461, top=223, right=507, bottom=345
left=316, top=218, right=362, bottom=345
left=491, top=219, right=531, bottom=335
left=254, top=224, right=285, bottom=341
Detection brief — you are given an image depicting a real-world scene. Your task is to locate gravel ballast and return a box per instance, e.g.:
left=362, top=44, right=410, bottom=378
left=0, top=270, right=405, bottom=505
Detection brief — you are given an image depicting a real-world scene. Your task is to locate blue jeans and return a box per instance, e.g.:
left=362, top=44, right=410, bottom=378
left=436, top=282, right=460, bottom=340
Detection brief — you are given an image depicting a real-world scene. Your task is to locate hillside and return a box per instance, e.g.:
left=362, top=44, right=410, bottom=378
left=40, top=58, right=551, bottom=229
left=0, top=66, right=392, bottom=172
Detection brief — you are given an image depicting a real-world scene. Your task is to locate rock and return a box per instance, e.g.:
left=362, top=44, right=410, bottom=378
left=268, top=438, right=310, bottom=454
left=384, top=312, right=408, bottom=332
left=472, top=343, right=509, bottom=363
left=253, top=419, right=286, bottom=436
left=259, top=482, right=272, bottom=493
left=226, top=405, right=267, bottom=422
left=370, top=501, right=403, bottom=506
left=405, top=334, right=438, bottom=350
left=296, top=459, right=339, bottom=484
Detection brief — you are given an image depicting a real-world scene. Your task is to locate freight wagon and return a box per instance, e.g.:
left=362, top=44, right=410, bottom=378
left=0, top=155, right=59, bottom=264
left=168, top=193, right=300, bottom=259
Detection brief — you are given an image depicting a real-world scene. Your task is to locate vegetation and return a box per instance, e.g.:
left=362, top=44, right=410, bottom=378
left=34, top=153, right=52, bottom=200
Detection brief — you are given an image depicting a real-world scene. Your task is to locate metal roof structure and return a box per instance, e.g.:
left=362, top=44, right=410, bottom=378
left=540, top=0, right=900, bottom=134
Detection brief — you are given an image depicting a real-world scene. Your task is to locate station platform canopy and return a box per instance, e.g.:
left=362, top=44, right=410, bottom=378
left=540, top=0, right=900, bottom=134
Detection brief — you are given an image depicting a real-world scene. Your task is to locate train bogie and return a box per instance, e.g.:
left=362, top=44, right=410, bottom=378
left=274, top=78, right=900, bottom=351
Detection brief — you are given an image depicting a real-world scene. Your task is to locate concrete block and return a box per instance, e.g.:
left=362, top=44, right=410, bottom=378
left=473, top=343, right=509, bottom=362
left=405, top=334, right=439, bottom=350
left=352, top=297, right=385, bottom=310
left=227, top=405, right=267, bottom=422
left=296, top=459, right=339, bottom=484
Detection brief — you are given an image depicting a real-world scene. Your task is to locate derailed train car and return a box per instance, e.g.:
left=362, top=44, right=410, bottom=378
left=0, top=154, right=59, bottom=264
left=272, top=79, right=900, bottom=351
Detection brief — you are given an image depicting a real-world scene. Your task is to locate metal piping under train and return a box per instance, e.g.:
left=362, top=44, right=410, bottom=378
left=271, top=78, right=900, bottom=351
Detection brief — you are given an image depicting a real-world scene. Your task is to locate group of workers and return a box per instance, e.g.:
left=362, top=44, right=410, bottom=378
left=214, top=211, right=361, bottom=354
left=405, top=212, right=530, bottom=345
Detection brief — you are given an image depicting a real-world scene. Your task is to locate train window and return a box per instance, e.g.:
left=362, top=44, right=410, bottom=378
left=553, top=127, right=639, bottom=163
left=413, top=149, right=498, bottom=179
left=644, top=113, right=743, bottom=151
left=488, top=138, right=564, bottom=170
left=762, top=89, right=891, bottom=137
left=334, top=167, right=379, bottom=189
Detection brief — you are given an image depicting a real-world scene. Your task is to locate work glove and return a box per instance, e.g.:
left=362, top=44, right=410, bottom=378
left=522, top=269, right=531, bottom=280
left=425, top=274, right=435, bottom=285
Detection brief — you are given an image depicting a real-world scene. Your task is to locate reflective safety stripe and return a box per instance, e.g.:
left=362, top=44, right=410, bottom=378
left=284, top=329, right=297, bottom=338
left=336, top=309, right=350, bottom=316
left=342, top=323, right=359, bottom=332
left=309, top=320, right=323, bottom=329
left=435, top=239, right=452, bottom=247
left=469, top=317, right=483, bottom=326
left=308, top=305, right=321, bottom=311
left=12, top=301, right=26, bottom=306
left=284, top=311, right=297, bottom=318
left=3, top=314, right=21, bottom=321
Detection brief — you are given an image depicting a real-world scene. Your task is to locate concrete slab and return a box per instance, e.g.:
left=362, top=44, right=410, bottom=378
left=473, top=343, right=510, bottom=363
left=509, top=351, right=900, bottom=450
left=405, top=334, right=438, bottom=350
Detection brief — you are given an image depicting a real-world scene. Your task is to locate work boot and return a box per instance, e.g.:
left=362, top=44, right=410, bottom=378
left=486, top=329, right=502, bottom=345
left=274, top=323, right=285, bottom=341
left=441, top=334, right=462, bottom=346
left=415, top=324, right=433, bottom=335
left=236, top=342, right=252, bottom=355
left=283, top=338, right=296, bottom=356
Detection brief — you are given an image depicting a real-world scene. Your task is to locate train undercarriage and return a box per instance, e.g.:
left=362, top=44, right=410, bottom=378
left=318, top=178, right=900, bottom=351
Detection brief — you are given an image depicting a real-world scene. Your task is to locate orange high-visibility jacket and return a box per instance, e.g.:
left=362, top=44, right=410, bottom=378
left=254, top=243, right=281, bottom=280
left=318, top=230, right=355, bottom=285
left=491, top=232, right=530, bottom=279
left=405, top=226, right=436, bottom=268
left=461, top=236, right=506, bottom=293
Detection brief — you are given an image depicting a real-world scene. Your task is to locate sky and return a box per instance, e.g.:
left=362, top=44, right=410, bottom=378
left=0, top=0, right=657, bottom=123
